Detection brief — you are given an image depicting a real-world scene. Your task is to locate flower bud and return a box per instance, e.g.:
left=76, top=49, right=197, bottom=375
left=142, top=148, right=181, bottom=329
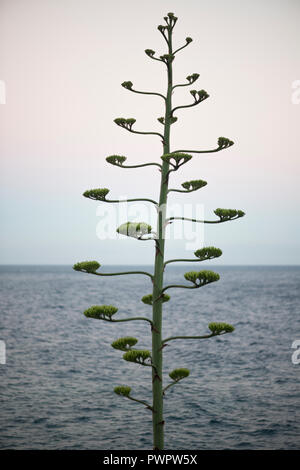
left=123, top=349, right=151, bottom=364
left=83, top=305, right=118, bottom=320
left=145, top=49, right=155, bottom=57
left=114, top=386, right=131, bottom=397
left=73, top=261, right=100, bottom=273
left=181, top=179, right=207, bottom=191
left=117, top=222, right=152, bottom=239
left=169, top=368, right=190, bottom=381
left=208, top=322, right=235, bottom=334
left=83, top=188, right=109, bottom=200
left=106, top=155, right=127, bottom=166
left=121, top=81, right=133, bottom=90
left=184, top=270, right=220, bottom=285
left=194, top=247, right=222, bottom=260
left=111, top=337, right=138, bottom=351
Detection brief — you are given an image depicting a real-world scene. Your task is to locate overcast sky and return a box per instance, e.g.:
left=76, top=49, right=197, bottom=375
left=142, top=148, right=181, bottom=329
left=0, top=0, right=299, bottom=265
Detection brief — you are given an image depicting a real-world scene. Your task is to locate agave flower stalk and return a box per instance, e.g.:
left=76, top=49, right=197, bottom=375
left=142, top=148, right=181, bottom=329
left=73, top=12, right=245, bottom=450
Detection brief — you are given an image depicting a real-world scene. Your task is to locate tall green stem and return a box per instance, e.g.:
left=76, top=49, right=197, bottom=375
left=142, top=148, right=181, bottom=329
left=151, top=25, right=173, bottom=451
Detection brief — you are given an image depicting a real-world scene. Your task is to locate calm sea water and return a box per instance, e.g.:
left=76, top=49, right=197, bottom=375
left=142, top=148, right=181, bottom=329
left=0, top=265, right=299, bottom=450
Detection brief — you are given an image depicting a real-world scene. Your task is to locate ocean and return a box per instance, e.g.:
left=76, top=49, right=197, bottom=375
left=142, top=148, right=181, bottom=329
left=0, top=265, right=299, bottom=450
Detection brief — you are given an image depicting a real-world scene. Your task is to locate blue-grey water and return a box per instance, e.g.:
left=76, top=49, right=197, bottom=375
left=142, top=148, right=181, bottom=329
left=0, top=265, right=299, bottom=450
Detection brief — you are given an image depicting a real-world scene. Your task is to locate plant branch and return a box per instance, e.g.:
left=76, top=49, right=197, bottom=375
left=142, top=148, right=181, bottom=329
left=163, top=380, right=181, bottom=395
left=127, top=395, right=154, bottom=411
left=173, top=42, right=190, bottom=55
left=168, top=188, right=198, bottom=194
left=118, top=162, right=162, bottom=170
left=86, top=194, right=158, bottom=206
left=103, top=316, right=153, bottom=326
left=162, top=333, right=216, bottom=344
left=129, top=88, right=166, bottom=102
left=170, top=145, right=232, bottom=155
left=126, top=128, right=165, bottom=141
left=171, top=100, right=204, bottom=116
left=90, top=270, right=154, bottom=280
left=106, top=197, right=158, bottom=206
left=162, top=284, right=198, bottom=293
left=166, top=215, right=242, bottom=225
left=164, top=256, right=216, bottom=267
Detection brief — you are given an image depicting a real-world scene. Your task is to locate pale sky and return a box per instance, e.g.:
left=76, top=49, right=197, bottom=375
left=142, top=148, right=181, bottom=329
left=0, top=0, right=299, bottom=265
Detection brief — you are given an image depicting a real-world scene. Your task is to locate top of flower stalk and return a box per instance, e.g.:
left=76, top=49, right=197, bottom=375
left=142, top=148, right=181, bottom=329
left=194, top=247, right=222, bottom=260
left=111, top=337, right=138, bottom=351
left=83, top=188, right=109, bottom=201
left=83, top=305, right=118, bottom=320
left=214, top=208, right=245, bottom=220
left=186, top=37, right=193, bottom=43
left=106, top=155, right=127, bottom=167
left=181, top=179, right=207, bottom=191
left=169, top=368, right=190, bottom=381
left=163, top=12, right=178, bottom=27
left=114, top=385, right=131, bottom=397
left=73, top=261, right=100, bottom=273
left=208, top=322, right=235, bottom=334
left=184, top=270, right=220, bottom=286
left=116, top=222, right=152, bottom=239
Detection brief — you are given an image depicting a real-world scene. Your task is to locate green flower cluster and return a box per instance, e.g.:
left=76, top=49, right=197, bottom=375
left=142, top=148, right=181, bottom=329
left=106, top=155, right=127, bottom=166
left=186, top=73, right=200, bottom=84
left=214, top=208, right=245, bottom=220
left=111, top=337, right=138, bottom=351
left=145, top=49, right=155, bottom=57
left=184, top=270, right=220, bottom=286
left=208, top=322, right=235, bottom=334
left=161, top=152, right=192, bottom=169
left=121, top=81, right=133, bottom=90
left=190, top=89, right=209, bottom=102
left=181, top=179, right=207, bottom=191
left=141, top=293, right=170, bottom=305
left=83, top=188, right=109, bottom=200
left=73, top=261, right=100, bottom=273
left=157, top=25, right=167, bottom=33
left=83, top=305, right=118, bottom=320
left=114, top=117, right=136, bottom=130
left=169, top=368, right=190, bottom=381
left=194, top=246, right=222, bottom=260
left=218, top=137, right=234, bottom=148
left=117, top=222, right=152, bottom=239
left=123, top=350, right=151, bottom=364
left=114, top=386, right=131, bottom=397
